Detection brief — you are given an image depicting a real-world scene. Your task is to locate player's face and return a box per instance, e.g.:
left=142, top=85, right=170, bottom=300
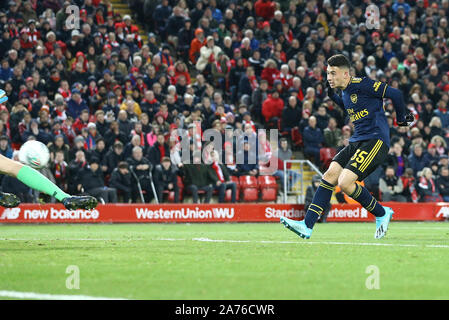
left=327, top=66, right=350, bottom=89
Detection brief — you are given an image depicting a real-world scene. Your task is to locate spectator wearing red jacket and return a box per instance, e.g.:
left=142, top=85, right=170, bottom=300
left=19, top=77, right=39, bottom=101
left=72, top=109, right=90, bottom=135
left=189, top=28, right=206, bottom=64
left=44, top=31, right=66, bottom=55
left=230, top=48, right=249, bottom=68
left=277, top=64, right=293, bottom=90
left=174, top=61, right=191, bottom=84
left=19, top=29, right=33, bottom=49
left=262, top=90, right=284, bottom=124
left=255, top=0, right=276, bottom=21
left=261, top=59, right=280, bottom=89
left=26, top=20, right=40, bottom=44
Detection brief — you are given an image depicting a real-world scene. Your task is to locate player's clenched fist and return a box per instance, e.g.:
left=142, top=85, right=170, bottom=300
left=397, top=112, right=415, bottom=126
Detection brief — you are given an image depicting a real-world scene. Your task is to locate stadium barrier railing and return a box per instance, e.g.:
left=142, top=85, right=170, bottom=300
left=283, top=160, right=322, bottom=203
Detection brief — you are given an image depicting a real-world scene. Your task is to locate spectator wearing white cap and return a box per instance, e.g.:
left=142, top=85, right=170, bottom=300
left=66, top=29, right=83, bottom=56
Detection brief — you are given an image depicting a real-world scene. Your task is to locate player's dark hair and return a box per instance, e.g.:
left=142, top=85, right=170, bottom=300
left=327, top=54, right=351, bottom=69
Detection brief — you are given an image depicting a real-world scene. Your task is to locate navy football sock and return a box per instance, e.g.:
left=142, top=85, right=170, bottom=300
left=349, top=184, right=385, bottom=217
left=304, top=179, right=334, bottom=229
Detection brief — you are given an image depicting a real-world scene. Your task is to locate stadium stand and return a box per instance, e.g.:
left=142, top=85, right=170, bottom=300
left=0, top=0, right=449, bottom=204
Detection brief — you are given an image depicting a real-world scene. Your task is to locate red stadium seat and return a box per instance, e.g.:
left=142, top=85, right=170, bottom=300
left=239, top=175, right=258, bottom=188
left=258, top=175, right=277, bottom=188
left=260, top=187, right=278, bottom=202
left=239, top=176, right=258, bottom=202
left=258, top=175, right=278, bottom=202
left=241, top=187, right=259, bottom=202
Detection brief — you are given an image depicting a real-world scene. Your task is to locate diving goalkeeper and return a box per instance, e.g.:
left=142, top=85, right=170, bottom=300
left=281, top=54, right=414, bottom=239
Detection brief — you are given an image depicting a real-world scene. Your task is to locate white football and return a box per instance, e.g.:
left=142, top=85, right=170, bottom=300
left=18, top=140, right=50, bottom=169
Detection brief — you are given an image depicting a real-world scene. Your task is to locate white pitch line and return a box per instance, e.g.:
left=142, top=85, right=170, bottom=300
left=0, top=290, right=127, bottom=300
left=188, top=237, right=449, bottom=248
left=1, top=237, right=448, bottom=249
left=387, top=226, right=449, bottom=230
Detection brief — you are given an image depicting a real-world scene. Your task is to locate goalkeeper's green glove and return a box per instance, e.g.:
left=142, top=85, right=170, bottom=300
left=397, top=112, right=415, bottom=126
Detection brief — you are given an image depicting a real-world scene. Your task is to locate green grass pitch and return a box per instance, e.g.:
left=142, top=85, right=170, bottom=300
left=0, top=222, right=448, bottom=300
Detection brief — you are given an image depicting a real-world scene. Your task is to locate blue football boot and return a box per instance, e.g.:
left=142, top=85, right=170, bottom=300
left=375, top=207, right=394, bottom=239
left=280, top=216, right=312, bottom=239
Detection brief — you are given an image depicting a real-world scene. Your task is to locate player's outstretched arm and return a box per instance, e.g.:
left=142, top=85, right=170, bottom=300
left=384, top=86, right=414, bottom=126
left=362, top=78, right=414, bottom=126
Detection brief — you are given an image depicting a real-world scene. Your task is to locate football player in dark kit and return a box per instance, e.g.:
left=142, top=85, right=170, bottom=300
left=281, top=54, right=414, bottom=239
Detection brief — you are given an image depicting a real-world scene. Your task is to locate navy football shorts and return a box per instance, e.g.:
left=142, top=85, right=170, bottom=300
left=332, top=138, right=389, bottom=181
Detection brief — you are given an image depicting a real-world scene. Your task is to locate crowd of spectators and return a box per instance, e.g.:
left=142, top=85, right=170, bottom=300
left=0, top=0, right=449, bottom=204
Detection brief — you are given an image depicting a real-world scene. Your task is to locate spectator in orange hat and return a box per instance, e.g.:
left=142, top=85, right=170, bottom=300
left=189, top=28, right=206, bottom=64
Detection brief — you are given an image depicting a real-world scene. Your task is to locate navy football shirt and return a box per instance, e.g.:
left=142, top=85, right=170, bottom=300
left=331, top=77, right=392, bottom=147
